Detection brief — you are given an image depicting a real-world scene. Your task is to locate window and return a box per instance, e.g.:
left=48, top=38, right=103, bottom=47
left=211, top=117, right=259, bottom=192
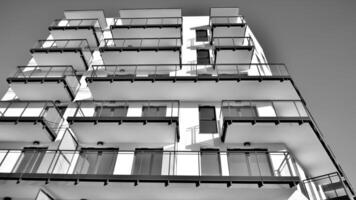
left=199, top=106, right=217, bottom=133
left=74, top=148, right=118, bottom=175
left=132, top=148, right=163, bottom=175
left=222, top=105, right=256, bottom=117
left=196, top=30, right=209, bottom=42
left=142, top=106, right=167, bottom=117
left=94, top=106, right=128, bottom=117
left=197, top=50, right=210, bottom=64
left=14, top=147, right=47, bottom=173
left=200, top=148, right=221, bottom=176
left=227, top=149, right=273, bottom=176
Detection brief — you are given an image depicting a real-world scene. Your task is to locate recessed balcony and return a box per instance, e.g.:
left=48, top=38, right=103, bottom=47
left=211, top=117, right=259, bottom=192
left=85, top=64, right=299, bottom=100
left=0, top=149, right=300, bottom=200
left=302, top=172, right=354, bottom=200
left=30, top=39, right=92, bottom=71
left=7, top=66, right=80, bottom=101
left=66, top=100, right=180, bottom=144
left=49, top=19, right=103, bottom=47
left=0, top=101, right=64, bottom=143
left=100, top=38, right=181, bottom=65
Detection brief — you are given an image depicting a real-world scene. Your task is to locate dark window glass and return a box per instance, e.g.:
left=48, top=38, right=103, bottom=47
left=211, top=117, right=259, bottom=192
left=197, top=50, right=210, bottom=64
left=142, top=106, right=167, bottom=117
left=196, top=30, right=209, bottom=42
left=199, top=106, right=217, bottom=133
left=94, top=106, right=128, bottom=117
left=227, top=149, right=273, bottom=176
left=132, top=148, right=163, bottom=175
left=200, top=148, right=221, bottom=176
left=74, top=148, right=118, bottom=175
left=15, top=147, right=47, bottom=173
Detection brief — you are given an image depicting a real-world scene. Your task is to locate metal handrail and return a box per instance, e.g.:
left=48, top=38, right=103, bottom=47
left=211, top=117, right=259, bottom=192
left=70, top=100, right=180, bottom=118
left=103, top=38, right=181, bottom=48
left=33, top=39, right=90, bottom=49
left=210, top=16, right=246, bottom=24
left=213, top=37, right=254, bottom=47
left=12, top=66, right=77, bottom=79
left=50, top=18, right=101, bottom=28
left=0, top=149, right=296, bottom=178
left=87, top=63, right=289, bottom=79
left=219, top=100, right=308, bottom=122
left=113, top=17, right=182, bottom=26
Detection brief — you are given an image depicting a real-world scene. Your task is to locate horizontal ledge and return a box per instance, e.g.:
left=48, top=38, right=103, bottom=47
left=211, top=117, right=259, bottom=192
left=86, top=76, right=292, bottom=82
left=99, top=47, right=181, bottom=52
left=7, top=77, right=66, bottom=83
left=48, top=26, right=99, bottom=31
left=211, top=23, right=246, bottom=27
left=214, top=46, right=254, bottom=51
left=67, top=117, right=179, bottom=124
left=111, top=24, right=182, bottom=29
left=30, top=48, right=85, bottom=53
left=223, top=117, right=311, bottom=123
left=0, top=173, right=300, bottom=185
left=0, top=117, right=45, bottom=122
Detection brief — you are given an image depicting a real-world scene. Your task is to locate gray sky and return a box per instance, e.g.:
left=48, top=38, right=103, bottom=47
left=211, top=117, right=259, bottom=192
left=0, top=0, right=355, bottom=188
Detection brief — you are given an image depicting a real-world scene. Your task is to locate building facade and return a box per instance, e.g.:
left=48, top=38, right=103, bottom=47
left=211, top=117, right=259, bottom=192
left=0, top=8, right=354, bottom=200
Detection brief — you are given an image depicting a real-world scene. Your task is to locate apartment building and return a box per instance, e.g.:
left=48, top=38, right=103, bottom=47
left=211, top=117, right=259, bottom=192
left=0, top=8, right=354, bottom=200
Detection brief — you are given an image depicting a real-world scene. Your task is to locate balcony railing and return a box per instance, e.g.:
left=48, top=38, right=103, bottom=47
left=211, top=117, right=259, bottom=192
left=220, top=100, right=309, bottom=124
left=210, top=16, right=246, bottom=26
left=302, top=172, right=353, bottom=200
left=101, top=38, right=182, bottom=50
left=213, top=37, right=254, bottom=49
left=67, top=100, right=179, bottom=124
left=86, top=63, right=290, bottom=82
left=220, top=100, right=310, bottom=141
left=112, top=17, right=182, bottom=27
left=0, top=101, right=63, bottom=140
left=0, top=149, right=299, bottom=186
left=31, top=39, right=91, bottom=51
left=49, top=18, right=101, bottom=29
left=7, top=66, right=81, bottom=98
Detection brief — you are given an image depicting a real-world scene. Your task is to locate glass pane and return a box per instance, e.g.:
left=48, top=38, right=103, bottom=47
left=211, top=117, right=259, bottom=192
left=227, top=151, right=249, bottom=176
left=142, top=106, right=167, bottom=117
left=200, top=150, right=221, bottom=176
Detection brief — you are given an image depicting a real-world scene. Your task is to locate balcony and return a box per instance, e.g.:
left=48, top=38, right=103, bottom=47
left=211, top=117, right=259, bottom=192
left=0, top=101, right=63, bottom=143
left=30, top=39, right=92, bottom=71
left=7, top=66, right=80, bottom=101
left=85, top=64, right=299, bottom=100
left=66, top=100, right=179, bottom=144
left=221, top=100, right=310, bottom=141
left=212, top=37, right=254, bottom=64
left=210, top=16, right=246, bottom=27
left=49, top=18, right=103, bottom=47
left=0, top=149, right=300, bottom=199
left=213, top=37, right=254, bottom=50
left=100, top=38, right=181, bottom=65
left=302, top=172, right=354, bottom=200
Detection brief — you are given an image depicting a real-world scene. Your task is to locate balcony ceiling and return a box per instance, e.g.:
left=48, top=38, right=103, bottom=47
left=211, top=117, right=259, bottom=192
left=0, top=181, right=296, bottom=200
